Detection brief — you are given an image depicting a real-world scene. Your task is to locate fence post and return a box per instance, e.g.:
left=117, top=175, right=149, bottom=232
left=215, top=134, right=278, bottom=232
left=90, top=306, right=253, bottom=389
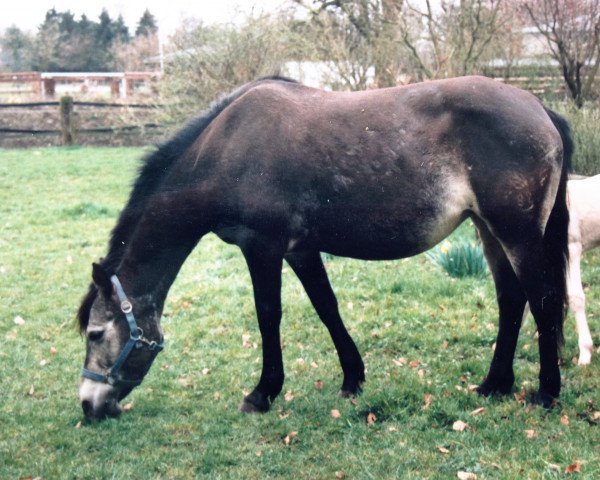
left=60, top=96, right=75, bottom=145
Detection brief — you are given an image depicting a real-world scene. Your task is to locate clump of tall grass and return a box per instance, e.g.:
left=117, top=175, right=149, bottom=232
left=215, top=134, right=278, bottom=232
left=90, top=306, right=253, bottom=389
left=427, top=240, right=488, bottom=278
left=551, top=103, right=600, bottom=175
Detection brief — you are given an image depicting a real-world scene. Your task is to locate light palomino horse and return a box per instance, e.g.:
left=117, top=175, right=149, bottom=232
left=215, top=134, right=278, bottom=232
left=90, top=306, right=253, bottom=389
left=564, top=174, right=600, bottom=364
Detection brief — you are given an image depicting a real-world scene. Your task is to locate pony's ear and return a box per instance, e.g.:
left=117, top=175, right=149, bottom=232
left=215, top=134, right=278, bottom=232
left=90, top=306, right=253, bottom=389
left=92, top=263, right=113, bottom=298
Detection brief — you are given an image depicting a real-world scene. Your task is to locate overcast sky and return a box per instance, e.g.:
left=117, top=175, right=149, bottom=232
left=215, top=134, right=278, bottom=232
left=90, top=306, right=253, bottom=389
left=0, top=0, right=290, bottom=37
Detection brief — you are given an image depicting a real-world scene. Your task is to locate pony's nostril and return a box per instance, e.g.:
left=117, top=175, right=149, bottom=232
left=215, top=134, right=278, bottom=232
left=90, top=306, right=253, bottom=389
left=82, top=400, right=93, bottom=418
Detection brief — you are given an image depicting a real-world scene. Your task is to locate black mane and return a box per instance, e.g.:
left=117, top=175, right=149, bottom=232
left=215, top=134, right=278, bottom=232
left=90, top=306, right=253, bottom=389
left=77, top=75, right=298, bottom=332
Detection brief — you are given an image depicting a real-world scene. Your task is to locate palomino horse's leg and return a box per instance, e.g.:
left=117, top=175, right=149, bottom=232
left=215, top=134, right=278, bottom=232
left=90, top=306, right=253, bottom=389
left=239, top=241, right=285, bottom=413
left=474, top=221, right=527, bottom=396
left=285, top=251, right=365, bottom=396
left=567, top=241, right=594, bottom=365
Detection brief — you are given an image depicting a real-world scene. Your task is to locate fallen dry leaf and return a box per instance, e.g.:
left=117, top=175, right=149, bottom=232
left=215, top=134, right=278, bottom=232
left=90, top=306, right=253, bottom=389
left=283, top=431, right=298, bottom=445
left=565, top=462, right=581, bottom=474
left=122, top=402, right=133, bottom=412
left=50, top=346, right=57, bottom=355
left=514, top=388, right=527, bottom=403
left=470, top=407, right=486, bottom=416
left=525, top=429, right=537, bottom=439
left=314, top=379, right=324, bottom=390
left=75, top=421, right=82, bottom=429
left=367, top=412, right=377, bottom=425
left=457, top=472, right=477, bottom=480
left=409, top=360, right=420, bottom=369
left=452, top=420, right=468, bottom=432
left=14, top=316, right=25, bottom=326
left=437, top=446, right=450, bottom=454
left=393, top=357, right=407, bottom=367
left=388, top=426, right=398, bottom=432
left=423, top=393, right=433, bottom=410
left=202, top=367, right=211, bottom=375
left=331, top=409, right=342, bottom=419
left=310, top=361, right=319, bottom=369
left=284, top=390, right=294, bottom=402
left=296, top=358, right=305, bottom=366
left=177, top=377, right=193, bottom=388
left=39, top=359, right=47, bottom=367
left=560, top=414, right=570, bottom=426
left=468, top=384, right=479, bottom=392
left=335, top=472, right=346, bottom=479
left=592, top=411, right=600, bottom=420
left=242, top=333, right=252, bottom=348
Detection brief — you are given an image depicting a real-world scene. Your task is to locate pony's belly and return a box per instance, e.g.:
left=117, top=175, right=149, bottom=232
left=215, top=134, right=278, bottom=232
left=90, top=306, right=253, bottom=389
left=311, top=218, right=454, bottom=261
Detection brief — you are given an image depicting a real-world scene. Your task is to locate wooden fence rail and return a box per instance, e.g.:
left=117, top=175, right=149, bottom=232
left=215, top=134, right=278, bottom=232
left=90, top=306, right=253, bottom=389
left=0, top=71, right=161, bottom=99
left=0, top=97, right=166, bottom=147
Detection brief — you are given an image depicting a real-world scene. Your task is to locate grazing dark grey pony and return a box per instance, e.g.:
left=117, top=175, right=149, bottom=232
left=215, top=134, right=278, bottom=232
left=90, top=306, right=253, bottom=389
left=78, top=75, right=572, bottom=420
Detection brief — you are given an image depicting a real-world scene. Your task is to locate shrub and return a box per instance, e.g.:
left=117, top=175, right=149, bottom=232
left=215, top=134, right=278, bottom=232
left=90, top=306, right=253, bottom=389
left=426, top=240, right=488, bottom=279
left=551, top=103, right=600, bottom=175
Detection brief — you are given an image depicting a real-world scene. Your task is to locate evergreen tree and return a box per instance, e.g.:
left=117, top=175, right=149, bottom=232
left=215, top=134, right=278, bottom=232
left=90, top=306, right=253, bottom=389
left=135, top=9, right=158, bottom=37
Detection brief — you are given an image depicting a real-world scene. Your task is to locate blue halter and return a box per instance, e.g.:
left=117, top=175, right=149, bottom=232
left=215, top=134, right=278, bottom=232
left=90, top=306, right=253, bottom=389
left=81, top=275, right=164, bottom=387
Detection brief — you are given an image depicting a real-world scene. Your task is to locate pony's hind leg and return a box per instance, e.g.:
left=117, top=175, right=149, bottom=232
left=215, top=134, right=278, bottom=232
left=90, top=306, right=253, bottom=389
left=474, top=220, right=527, bottom=397
left=239, top=240, right=285, bottom=413
left=285, top=250, right=365, bottom=396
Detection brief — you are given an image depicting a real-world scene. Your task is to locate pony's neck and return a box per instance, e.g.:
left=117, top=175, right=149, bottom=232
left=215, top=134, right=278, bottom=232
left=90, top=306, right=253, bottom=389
left=117, top=237, right=199, bottom=309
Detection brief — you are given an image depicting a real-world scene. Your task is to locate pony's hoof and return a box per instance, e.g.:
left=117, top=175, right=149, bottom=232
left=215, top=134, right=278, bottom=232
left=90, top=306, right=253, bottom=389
left=577, top=349, right=592, bottom=366
left=239, top=391, right=270, bottom=413
left=339, top=382, right=363, bottom=398
left=476, top=376, right=513, bottom=397
left=533, top=390, right=557, bottom=409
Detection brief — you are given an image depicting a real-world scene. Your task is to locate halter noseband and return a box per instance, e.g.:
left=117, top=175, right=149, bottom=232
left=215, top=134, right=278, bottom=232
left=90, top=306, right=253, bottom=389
left=81, top=275, right=164, bottom=387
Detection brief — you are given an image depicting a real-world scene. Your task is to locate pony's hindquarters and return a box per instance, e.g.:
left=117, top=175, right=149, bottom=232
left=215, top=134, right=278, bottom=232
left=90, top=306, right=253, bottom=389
left=474, top=108, right=571, bottom=407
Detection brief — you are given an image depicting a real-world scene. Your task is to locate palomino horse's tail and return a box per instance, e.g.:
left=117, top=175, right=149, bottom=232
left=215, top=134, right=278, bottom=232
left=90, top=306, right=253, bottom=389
left=543, top=108, right=574, bottom=346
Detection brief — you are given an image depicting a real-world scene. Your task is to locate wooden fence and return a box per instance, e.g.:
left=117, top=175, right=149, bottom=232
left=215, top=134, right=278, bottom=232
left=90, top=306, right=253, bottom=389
left=0, top=72, right=161, bottom=99
left=0, top=99, right=166, bottom=147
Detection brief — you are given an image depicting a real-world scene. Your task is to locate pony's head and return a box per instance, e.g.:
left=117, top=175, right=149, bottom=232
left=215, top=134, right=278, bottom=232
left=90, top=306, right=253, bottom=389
left=78, top=263, right=164, bottom=420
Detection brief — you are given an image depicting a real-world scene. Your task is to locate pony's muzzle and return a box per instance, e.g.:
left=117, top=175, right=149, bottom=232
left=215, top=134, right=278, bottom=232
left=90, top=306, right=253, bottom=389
left=80, top=378, right=123, bottom=420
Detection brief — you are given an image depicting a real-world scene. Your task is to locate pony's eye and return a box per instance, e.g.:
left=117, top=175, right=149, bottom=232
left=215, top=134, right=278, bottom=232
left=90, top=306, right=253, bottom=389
left=88, top=330, right=105, bottom=342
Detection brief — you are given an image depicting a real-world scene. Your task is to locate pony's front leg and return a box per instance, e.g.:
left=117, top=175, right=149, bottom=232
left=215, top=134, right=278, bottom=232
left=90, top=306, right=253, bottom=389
left=285, top=250, right=364, bottom=396
left=240, top=242, right=284, bottom=413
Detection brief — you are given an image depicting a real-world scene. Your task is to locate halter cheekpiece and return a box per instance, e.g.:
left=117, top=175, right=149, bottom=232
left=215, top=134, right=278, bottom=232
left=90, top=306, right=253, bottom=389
left=81, top=275, right=164, bottom=387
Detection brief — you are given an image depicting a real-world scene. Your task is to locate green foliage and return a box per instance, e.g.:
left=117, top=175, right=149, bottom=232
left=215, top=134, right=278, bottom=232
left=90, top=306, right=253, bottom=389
left=427, top=240, right=488, bottom=279
left=1, top=8, right=157, bottom=72
left=552, top=103, right=600, bottom=175
left=159, top=13, right=314, bottom=121
left=1, top=147, right=599, bottom=479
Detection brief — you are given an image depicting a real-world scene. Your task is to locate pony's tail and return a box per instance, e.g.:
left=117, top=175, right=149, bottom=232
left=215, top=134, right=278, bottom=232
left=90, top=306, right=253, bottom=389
left=543, top=108, right=573, bottom=346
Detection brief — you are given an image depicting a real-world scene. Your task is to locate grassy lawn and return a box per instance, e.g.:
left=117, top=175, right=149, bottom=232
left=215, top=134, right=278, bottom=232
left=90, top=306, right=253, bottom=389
left=1, top=147, right=599, bottom=479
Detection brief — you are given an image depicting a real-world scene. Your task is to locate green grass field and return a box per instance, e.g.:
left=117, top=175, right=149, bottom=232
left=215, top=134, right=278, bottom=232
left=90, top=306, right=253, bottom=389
left=1, top=147, right=599, bottom=479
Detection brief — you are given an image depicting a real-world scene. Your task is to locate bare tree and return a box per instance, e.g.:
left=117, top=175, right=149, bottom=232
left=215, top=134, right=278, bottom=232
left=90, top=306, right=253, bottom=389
left=300, top=0, right=517, bottom=86
left=160, top=13, right=310, bottom=120
left=523, top=0, right=600, bottom=107
left=401, top=0, right=515, bottom=79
